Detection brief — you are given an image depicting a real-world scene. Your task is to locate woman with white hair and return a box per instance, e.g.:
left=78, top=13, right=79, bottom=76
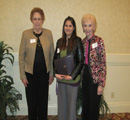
left=81, top=14, right=107, bottom=120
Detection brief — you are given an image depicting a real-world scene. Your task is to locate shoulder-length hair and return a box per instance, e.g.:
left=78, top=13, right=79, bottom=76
left=60, top=16, right=77, bottom=50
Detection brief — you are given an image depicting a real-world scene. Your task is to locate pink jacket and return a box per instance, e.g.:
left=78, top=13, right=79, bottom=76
left=82, top=35, right=107, bottom=87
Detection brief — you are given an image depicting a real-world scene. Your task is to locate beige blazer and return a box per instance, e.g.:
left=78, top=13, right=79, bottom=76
left=19, top=28, right=54, bottom=80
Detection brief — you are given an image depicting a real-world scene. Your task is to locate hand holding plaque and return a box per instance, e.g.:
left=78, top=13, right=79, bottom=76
left=54, top=55, right=75, bottom=75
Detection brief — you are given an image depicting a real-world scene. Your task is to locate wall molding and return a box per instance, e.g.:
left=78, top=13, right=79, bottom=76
left=107, top=54, right=130, bottom=66
left=14, top=53, right=130, bottom=65
left=108, top=102, right=130, bottom=113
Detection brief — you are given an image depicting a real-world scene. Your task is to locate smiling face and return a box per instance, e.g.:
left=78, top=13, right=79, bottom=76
left=82, top=20, right=94, bottom=39
left=64, top=20, right=75, bottom=38
left=32, top=12, right=43, bottom=31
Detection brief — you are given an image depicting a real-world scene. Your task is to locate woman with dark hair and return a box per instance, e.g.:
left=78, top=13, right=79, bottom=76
left=19, top=7, right=54, bottom=120
left=53, top=16, right=84, bottom=120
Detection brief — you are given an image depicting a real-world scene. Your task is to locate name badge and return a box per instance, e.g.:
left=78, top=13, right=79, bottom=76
left=57, top=48, right=60, bottom=53
left=92, top=42, right=98, bottom=48
left=30, top=39, right=36, bottom=43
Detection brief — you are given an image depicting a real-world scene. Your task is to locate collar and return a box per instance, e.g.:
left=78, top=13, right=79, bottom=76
left=83, top=34, right=95, bottom=44
left=86, top=33, right=94, bottom=41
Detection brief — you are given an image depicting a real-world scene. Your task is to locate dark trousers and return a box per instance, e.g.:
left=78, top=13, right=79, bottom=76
left=82, top=65, right=101, bottom=120
left=25, top=72, right=49, bottom=120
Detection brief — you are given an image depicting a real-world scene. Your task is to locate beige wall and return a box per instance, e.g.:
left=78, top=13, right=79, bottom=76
left=0, top=0, right=130, bottom=54
left=1, top=0, right=130, bottom=115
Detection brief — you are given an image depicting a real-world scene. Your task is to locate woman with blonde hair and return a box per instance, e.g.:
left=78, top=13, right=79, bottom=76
left=81, top=14, right=107, bottom=120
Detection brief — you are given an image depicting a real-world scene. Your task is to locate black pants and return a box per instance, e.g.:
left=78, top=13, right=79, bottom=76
left=25, top=72, right=49, bottom=120
left=82, top=65, right=101, bottom=120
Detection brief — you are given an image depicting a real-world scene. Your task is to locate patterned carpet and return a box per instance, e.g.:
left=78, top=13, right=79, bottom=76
left=3, top=113, right=130, bottom=120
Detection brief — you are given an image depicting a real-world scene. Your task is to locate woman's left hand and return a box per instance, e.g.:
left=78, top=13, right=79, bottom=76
left=49, top=76, right=54, bottom=85
left=97, top=86, right=103, bottom=95
left=64, top=75, right=72, bottom=80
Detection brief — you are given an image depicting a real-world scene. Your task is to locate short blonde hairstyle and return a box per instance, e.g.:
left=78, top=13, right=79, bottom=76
left=81, top=14, right=97, bottom=33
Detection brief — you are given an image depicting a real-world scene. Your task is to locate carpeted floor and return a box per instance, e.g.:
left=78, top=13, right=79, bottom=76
left=3, top=113, right=130, bottom=120
left=100, top=113, right=130, bottom=120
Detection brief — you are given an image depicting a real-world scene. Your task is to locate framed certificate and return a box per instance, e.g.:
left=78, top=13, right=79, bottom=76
left=54, top=55, right=75, bottom=75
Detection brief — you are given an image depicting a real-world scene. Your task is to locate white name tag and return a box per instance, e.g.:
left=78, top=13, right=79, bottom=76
left=57, top=48, right=60, bottom=53
left=30, top=39, right=36, bottom=43
left=92, top=42, right=98, bottom=48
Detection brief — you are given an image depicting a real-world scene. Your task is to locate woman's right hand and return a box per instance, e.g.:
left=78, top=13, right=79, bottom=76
left=22, top=79, right=29, bottom=87
left=55, top=74, right=65, bottom=80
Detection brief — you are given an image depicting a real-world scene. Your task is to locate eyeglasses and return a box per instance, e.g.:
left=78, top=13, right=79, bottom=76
left=32, top=18, right=42, bottom=21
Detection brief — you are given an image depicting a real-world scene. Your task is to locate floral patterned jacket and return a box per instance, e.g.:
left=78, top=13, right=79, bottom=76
left=82, top=35, right=107, bottom=87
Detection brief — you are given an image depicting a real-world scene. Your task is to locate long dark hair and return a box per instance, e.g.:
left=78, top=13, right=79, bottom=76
left=59, top=16, right=77, bottom=50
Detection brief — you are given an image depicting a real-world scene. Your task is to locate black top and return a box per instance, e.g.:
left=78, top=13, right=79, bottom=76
left=33, top=31, right=47, bottom=74
left=53, top=36, right=84, bottom=80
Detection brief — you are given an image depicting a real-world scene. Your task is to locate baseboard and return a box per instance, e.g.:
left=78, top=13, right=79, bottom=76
left=108, top=102, right=130, bottom=113
left=9, top=104, right=58, bottom=115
